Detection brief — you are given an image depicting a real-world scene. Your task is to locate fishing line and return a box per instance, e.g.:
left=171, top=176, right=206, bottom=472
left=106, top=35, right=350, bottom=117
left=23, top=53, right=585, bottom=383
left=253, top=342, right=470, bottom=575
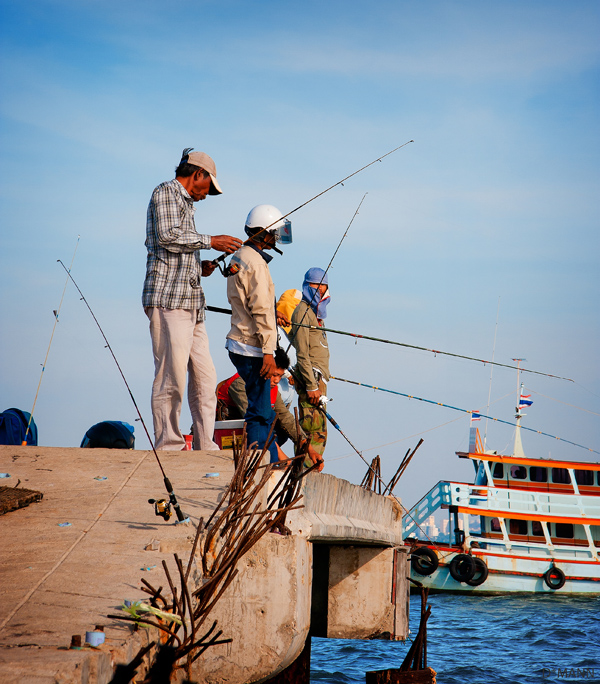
left=213, top=140, right=413, bottom=270
left=206, top=304, right=566, bottom=381
left=283, top=192, right=368, bottom=353
left=57, top=260, right=188, bottom=523
left=327, top=391, right=515, bottom=463
left=572, top=381, right=600, bottom=401
left=527, top=390, right=600, bottom=418
left=22, top=236, right=80, bottom=445
left=317, top=403, right=443, bottom=549
left=331, top=375, right=599, bottom=455
left=326, top=415, right=464, bottom=463
left=296, top=323, right=573, bottom=382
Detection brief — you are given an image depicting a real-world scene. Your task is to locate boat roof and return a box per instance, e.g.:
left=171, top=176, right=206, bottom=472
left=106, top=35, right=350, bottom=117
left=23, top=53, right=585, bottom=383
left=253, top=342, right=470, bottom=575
left=456, top=451, right=600, bottom=471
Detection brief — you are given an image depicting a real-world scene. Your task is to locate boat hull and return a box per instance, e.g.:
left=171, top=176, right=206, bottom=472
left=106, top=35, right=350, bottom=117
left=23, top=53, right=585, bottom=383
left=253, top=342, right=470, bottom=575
left=409, top=547, right=600, bottom=595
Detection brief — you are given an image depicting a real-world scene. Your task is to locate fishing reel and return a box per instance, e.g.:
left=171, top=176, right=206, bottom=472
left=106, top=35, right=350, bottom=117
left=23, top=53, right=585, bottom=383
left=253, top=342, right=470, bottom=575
left=212, top=254, right=239, bottom=278
left=148, top=498, right=172, bottom=521
left=318, top=395, right=331, bottom=409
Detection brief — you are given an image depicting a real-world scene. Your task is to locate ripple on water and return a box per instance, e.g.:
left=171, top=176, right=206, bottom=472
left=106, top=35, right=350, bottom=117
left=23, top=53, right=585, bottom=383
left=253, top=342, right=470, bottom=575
left=310, top=594, right=600, bottom=683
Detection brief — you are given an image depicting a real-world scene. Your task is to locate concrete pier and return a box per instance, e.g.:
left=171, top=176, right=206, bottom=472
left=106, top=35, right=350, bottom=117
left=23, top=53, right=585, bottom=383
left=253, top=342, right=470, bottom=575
left=0, top=445, right=408, bottom=683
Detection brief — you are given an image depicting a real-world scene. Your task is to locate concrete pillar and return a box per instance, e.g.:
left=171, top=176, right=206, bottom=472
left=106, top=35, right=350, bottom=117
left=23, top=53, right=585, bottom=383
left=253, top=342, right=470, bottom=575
left=310, top=544, right=409, bottom=641
left=193, top=533, right=312, bottom=684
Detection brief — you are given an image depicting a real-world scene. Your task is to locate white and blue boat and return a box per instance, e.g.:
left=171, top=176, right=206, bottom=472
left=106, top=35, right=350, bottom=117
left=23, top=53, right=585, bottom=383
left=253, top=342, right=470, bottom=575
left=404, top=384, right=600, bottom=594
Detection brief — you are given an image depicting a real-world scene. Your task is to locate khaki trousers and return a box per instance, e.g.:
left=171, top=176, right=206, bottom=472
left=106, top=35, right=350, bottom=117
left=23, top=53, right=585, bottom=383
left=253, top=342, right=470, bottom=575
left=147, top=307, right=218, bottom=451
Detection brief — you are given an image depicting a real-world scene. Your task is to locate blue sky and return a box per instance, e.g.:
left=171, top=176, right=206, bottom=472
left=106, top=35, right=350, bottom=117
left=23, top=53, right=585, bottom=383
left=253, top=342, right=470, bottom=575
left=1, top=0, right=598, bottom=507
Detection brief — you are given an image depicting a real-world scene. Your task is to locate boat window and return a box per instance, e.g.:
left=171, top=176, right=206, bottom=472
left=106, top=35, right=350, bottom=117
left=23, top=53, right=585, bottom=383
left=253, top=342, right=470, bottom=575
left=531, top=521, right=544, bottom=537
left=574, top=469, right=594, bottom=486
left=529, top=466, right=547, bottom=482
left=509, top=519, right=528, bottom=535
left=490, top=518, right=501, bottom=532
left=493, top=463, right=504, bottom=478
left=555, top=523, right=574, bottom=538
left=468, top=515, right=481, bottom=535
left=510, top=465, right=527, bottom=480
left=552, top=468, right=571, bottom=484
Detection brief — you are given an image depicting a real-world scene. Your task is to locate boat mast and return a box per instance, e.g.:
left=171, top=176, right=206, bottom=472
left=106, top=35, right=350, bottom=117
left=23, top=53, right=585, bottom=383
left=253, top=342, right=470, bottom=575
left=512, top=358, right=526, bottom=458
left=483, top=297, right=501, bottom=452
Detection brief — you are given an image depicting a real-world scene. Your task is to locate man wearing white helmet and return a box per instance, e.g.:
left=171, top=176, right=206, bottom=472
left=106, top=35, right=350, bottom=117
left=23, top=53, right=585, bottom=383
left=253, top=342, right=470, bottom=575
left=225, top=204, right=292, bottom=463
left=143, top=148, right=242, bottom=451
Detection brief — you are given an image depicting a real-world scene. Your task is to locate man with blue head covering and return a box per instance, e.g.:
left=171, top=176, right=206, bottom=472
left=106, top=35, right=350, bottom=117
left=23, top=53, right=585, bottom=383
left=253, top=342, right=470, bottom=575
left=289, top=267, right=331, bottom=463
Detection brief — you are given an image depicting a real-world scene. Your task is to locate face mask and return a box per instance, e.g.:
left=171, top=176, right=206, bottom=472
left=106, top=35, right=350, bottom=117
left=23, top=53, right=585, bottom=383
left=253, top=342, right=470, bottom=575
left=302, top=283, right=330, bottom=320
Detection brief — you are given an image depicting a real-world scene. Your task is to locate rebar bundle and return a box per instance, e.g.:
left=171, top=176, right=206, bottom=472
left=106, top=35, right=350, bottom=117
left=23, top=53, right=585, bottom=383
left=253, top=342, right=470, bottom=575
left=109, top=430, right=318, bottom=682
left=360, top=455, right=382, bottom=493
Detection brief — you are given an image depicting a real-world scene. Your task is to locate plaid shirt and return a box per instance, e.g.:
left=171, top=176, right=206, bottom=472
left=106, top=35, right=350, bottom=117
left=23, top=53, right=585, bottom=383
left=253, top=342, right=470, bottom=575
left=142, top=179, right=212, bottom=314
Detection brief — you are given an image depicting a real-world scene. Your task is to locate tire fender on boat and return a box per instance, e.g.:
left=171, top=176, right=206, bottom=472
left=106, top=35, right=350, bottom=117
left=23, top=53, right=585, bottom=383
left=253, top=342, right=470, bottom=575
left=448, top=553, right=476, bottom=583
left=544, top=566, right=566, bottom=590
left=410, top=547, right=439, bottom=576
left=465, top=557, right=489, bottom=587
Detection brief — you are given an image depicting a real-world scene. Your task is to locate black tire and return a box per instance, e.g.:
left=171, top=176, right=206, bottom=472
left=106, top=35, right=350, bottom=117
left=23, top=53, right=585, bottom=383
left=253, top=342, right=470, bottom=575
left=448, top=553, right=476, bottom=583
left=544, top=566, right=566, bottom=590
left=465, top=557, right=489, bottom=586
left=411, top=547, right=439, bottom=576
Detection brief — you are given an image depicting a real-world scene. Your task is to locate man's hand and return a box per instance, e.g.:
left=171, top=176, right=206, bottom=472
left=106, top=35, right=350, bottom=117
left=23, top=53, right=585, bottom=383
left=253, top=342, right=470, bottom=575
left=260, top=353, right=277, bottom=379
left=307, top=444, right=324, bottom=472
left=276, top=311, right=291, bottom=328
left=201, top=260, right=217, bottom=277
left=306, top=388, right=322, bottom=406
left=210, top=235, right=243, bottom=254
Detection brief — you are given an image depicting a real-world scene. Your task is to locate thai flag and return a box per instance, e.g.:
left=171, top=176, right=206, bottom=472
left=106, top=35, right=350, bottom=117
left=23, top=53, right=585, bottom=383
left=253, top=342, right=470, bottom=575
left=519, top=393, right=533, bottom=408
left=471, top=411, right=481, bottom=421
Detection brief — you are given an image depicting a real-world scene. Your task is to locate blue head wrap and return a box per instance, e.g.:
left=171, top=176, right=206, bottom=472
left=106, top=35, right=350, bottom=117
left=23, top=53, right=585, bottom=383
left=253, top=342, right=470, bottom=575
left=302, top=267, right=330, bottom=320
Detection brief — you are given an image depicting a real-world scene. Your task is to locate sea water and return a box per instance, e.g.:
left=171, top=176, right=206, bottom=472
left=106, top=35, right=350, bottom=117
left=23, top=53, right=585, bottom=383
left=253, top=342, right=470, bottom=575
left=310, top=594, right=600, bottom=683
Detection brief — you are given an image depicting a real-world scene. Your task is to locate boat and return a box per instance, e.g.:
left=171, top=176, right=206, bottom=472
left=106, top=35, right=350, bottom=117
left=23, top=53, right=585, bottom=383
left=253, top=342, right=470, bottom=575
left=403, top=377, right=600, bottom=594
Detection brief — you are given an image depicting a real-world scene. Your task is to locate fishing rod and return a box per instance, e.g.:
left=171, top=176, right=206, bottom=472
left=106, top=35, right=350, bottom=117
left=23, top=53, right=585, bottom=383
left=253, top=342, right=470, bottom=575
left=295, top=323, right=573, bottom=382
left=212, top=140, right=413, bottom=273
left=205, top=304, right=572, bottom=382
left=283, top=192, right=368, bottom=354
left=207, top=308, right=451, bottom=546
left=316, top=400, right=442, bottom=548
left=57, top=260, right=188, bottom=523
left=331, top=375, right=600, bottom=455
left=22, top=237, right=81, bottom=446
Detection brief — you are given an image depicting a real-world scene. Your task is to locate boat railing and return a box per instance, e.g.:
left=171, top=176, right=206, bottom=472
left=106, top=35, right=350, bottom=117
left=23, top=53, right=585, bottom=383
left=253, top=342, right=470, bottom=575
left=450, top=482, right=600, bottom=520
left=465, top=531, right=598, bottom=560
left=403, top=481, right=452, bottom=539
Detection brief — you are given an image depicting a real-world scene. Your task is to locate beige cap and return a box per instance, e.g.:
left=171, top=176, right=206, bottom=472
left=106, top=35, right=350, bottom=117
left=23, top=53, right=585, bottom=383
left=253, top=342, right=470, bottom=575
left=181, top=148, right=222, bottom=195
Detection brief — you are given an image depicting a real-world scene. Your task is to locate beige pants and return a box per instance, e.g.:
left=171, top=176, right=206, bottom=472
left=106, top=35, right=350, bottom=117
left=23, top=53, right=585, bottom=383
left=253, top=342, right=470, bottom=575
left=147, top=307, right=218, bottom=451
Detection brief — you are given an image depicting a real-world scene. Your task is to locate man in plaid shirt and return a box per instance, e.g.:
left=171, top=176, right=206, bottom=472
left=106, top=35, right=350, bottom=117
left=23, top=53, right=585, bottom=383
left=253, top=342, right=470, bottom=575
left=143, top=148, right=242, bottom=451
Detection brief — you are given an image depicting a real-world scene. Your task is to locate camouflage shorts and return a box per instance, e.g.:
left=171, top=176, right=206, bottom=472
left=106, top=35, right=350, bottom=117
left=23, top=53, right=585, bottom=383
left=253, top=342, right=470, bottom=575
left=298, top=396, right=327, bottom=466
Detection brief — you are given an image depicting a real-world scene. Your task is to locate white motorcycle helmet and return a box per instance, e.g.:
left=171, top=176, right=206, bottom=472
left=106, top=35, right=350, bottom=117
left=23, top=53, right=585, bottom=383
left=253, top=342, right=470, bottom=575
left=244, top=205, right=292, bottom=244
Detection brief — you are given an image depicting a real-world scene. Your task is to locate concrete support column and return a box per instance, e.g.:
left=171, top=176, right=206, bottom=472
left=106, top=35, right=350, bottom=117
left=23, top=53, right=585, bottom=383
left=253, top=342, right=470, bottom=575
left=310, top=544, right=409, bottom=641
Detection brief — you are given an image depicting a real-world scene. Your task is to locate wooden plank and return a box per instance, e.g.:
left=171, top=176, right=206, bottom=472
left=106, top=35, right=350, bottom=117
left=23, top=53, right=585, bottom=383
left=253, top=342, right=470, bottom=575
left=365, top=666, right=436, bottom=683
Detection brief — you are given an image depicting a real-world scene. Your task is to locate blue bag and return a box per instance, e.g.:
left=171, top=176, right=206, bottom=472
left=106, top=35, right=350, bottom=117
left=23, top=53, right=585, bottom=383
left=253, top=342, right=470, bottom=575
left=0, top=408, right=38, bottom=446
left=81, top=421, right=135, bottom=449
